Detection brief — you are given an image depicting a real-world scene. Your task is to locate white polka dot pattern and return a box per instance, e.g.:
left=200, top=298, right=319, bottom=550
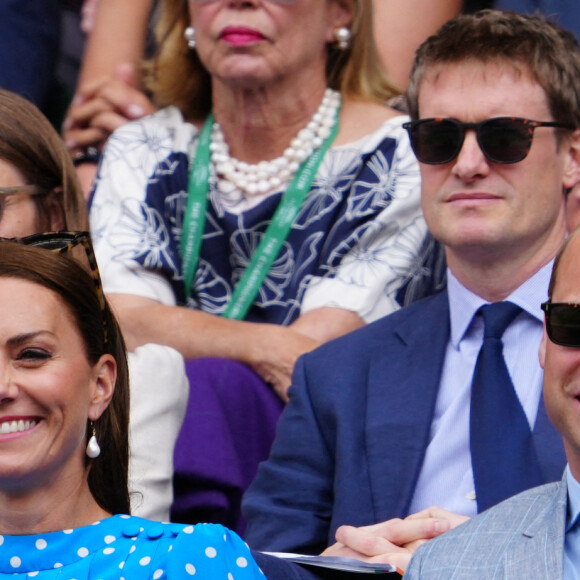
left=0, top=515, right=263, bottom=579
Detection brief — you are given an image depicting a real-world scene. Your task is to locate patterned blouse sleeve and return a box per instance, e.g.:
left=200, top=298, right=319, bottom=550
left=300, top=121, right=427, bottom=323
left=168, top=523, right=265, bottom=579
left=89, top=108, right=189, bottom=306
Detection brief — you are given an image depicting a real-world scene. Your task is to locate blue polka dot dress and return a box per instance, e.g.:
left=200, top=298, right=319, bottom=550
left=0, top=515, right=265, bottom=579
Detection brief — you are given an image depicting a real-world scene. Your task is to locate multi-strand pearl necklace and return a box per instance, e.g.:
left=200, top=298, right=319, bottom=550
left=210, top=88, right=341, bottom=196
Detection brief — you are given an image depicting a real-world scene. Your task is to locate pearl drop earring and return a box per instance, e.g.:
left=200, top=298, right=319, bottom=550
left=334, top=27, right=351, bottom=50
left=184, top=26, right=196, bottom=50
left=86, top=423, right=101, bottom=459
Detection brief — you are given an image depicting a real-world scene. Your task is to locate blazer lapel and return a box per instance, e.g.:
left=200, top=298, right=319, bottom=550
left=503, top=480, right=566, bottom=579
left=366, top=291, right=451, bottom=521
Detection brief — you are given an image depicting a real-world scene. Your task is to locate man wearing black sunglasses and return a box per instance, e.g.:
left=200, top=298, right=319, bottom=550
left=405, top=228, right=580, bottom=578
left=244, top=9, right=580, bottom=573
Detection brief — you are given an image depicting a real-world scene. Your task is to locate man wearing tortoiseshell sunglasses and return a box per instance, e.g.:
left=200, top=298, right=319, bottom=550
left=243, top=10, right=580, bottom=574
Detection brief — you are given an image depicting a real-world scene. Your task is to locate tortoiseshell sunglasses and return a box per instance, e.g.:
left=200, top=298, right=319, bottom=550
left=0, top=231, right=108, bottom=343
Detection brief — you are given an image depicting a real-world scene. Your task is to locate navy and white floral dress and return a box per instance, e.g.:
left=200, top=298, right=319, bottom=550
left=88, top=106, right=444, bottom=530
left=90, top=106, right=439, bottom=324
left=0, top=515, right=263, bottom=579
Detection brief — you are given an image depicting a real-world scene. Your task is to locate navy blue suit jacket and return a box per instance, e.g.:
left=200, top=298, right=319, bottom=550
left=243, top=290, right=566, bottom=554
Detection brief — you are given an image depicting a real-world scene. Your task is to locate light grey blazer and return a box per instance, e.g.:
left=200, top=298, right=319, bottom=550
left=405, top=478, right=567, bottom=579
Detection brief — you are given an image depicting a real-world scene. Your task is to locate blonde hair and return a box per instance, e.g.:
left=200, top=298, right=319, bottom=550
left=144, top=0, right=398, bottom=120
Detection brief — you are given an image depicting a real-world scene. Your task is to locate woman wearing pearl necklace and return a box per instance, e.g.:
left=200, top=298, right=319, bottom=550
left=90, top=0, right=441, bottom=531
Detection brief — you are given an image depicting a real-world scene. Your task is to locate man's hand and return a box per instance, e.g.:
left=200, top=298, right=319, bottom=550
left=321, top=508, right=469, bottom=573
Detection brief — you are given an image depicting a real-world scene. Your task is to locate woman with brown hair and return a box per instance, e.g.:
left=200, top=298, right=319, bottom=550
left=0, top=89, right=86, bottom=237
left=0, top=240, right=278, bottom=579
left=0, top=88, right=185, bottom=523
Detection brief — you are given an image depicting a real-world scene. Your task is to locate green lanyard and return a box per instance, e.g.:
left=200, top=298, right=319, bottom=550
left=181, top=108, right=340, bottom=320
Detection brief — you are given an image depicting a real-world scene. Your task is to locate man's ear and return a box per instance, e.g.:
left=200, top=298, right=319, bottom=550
left=88, top=354, right=116, bottom=421
left=563, top=129, right=580, bottom=191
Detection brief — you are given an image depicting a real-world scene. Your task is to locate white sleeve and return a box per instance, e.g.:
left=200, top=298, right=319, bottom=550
left=90, top=108, right=191, bottom=306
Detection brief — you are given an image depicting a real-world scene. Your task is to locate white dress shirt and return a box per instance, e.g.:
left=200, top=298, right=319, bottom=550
left=408, top=262, right=552, bottom=517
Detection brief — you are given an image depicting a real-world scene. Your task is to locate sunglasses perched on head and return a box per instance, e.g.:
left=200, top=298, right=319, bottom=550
left=0, top=231, right=108, bottom=343
left=541, top=302, right=580, bottom=347
left=403, top=117, right=574, bottom=165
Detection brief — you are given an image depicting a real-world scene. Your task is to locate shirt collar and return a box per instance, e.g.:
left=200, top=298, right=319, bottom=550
left=447, top=260, right=553, bottom=348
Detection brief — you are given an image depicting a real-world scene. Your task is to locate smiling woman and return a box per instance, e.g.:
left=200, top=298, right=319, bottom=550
left=0, top=242, right=277, bottom=579
left=0, top=88, right=188, bottom=524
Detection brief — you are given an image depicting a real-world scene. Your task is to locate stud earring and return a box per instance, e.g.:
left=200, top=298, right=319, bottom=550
left=184, top=26, right=196, bottom=50
left=334, top=27, right=351, bottom=50
left=86, top=423, right=101, bottom=459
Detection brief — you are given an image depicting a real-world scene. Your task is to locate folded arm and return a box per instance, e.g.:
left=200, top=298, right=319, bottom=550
left=108, top=294, right=361, bottom=400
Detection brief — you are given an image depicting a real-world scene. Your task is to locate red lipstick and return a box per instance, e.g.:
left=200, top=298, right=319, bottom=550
left=219, top=26, right=266, bottom=46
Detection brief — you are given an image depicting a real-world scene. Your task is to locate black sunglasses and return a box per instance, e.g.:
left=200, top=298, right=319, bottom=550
left=403, top=117, right=574, bottom=165
left=0, top=231, right=108, bottom=343
left=541, top=302, right=580, bottom=347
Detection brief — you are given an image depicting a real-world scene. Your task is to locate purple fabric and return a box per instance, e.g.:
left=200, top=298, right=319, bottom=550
left=171, top=358, right=284, bottom=536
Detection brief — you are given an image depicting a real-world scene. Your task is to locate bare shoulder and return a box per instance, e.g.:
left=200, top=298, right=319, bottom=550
left=335, top=99, right=405, bottom=146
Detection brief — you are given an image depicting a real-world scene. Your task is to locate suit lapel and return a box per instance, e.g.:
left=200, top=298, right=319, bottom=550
left=366, top=291, right=450, bottom=521
left=503, top=481, right=566, bottom=578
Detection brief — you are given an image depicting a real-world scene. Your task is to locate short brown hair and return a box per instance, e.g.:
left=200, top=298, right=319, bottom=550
left=0, top=90, right=87, bottom=230
left=0, top=243, right=130, bottom=515
left=406, top=10, right=580, bottom=129
left=144, top=0, right=398, bottom=120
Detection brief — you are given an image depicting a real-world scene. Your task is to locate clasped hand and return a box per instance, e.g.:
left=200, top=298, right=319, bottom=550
left=321, top=507, right=469, bottom=573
